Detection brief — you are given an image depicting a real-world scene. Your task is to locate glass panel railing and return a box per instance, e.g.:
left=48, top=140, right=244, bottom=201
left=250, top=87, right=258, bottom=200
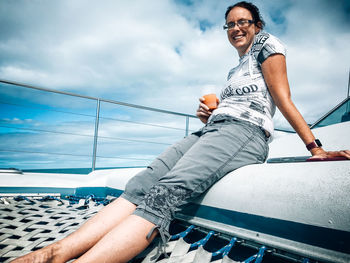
left=0, top=80, right=197, bottom=173
left=311, top=98, right=350, bottom=128
left=95, top=101, right=193, bottom=168
left=6, top=79, right=346, bottom=172
left=0, top=82, right=97, bottom=172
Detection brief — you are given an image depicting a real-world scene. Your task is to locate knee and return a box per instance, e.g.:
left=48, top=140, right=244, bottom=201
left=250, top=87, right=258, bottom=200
left=123, top=164, right=163, bottom=201
left=123, top=173, right=150, bottom=202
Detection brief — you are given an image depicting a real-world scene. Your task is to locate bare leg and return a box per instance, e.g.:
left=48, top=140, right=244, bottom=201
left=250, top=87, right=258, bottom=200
left=74, top=215, right=158, bottom=263
left=11, top=197, right=136, bottom=263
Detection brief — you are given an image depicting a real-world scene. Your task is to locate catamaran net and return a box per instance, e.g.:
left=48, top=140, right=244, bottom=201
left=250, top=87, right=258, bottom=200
left=0, top=195, right=307, bottom=263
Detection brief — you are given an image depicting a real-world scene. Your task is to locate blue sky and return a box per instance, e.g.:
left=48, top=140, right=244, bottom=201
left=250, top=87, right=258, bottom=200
left=0, top=0, right=350, bottom=170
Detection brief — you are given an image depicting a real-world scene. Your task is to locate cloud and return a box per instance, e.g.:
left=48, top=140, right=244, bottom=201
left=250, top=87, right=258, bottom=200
left=0, top=0, right=236, bottom=114
left=268, top=0, right=350, bottom=128
left=1, top=0, right=348, bottom=116
left=0, top=117, right=34, bottom=125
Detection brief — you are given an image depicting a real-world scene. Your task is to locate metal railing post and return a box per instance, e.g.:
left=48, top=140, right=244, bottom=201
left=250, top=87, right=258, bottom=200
left=185, top=116, right=189, bottom=137
left=346, top=68, right=350, bottom=113
left=92, top=99, right=101, bottom=171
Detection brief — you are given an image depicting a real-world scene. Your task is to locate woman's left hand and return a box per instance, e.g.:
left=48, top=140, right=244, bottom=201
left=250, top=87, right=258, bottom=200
left=309, top=148, right=350, bottom=160
left=196, top=97, right=213, bottom=124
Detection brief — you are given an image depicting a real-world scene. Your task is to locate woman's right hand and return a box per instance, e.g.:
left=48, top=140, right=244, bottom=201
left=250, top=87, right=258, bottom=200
left=196, top=97, right=212, bottom=124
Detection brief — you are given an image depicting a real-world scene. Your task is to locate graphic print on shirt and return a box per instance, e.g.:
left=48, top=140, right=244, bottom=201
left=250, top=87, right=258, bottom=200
left=211, top=31, right=287, bottom=139
left=251, top=32, right=270, bottom=60
left=221, top=84, right=259, bottom=98
left=249, top=101, right=266, bottom=114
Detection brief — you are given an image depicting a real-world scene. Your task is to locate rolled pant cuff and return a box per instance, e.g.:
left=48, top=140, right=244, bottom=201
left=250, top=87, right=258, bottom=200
left=133, top=208, right=170, bottom=236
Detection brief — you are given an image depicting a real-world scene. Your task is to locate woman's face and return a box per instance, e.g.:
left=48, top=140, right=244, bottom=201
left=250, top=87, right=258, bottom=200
left=226, top=7, right=260, bottom=56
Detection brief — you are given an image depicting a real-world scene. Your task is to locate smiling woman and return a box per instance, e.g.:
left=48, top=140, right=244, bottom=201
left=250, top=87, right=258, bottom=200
left=10, top=1, right=350, bottom=263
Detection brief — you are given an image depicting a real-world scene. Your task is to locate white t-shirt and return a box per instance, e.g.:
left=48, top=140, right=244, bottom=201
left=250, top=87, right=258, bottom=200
left=210, top=31, right=286, bottom=141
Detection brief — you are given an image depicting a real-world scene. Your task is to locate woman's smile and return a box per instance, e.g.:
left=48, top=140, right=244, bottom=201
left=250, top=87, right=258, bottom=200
left=226, top=7, right=260, bottom=56
left=231, top=33, right=246, bottom=41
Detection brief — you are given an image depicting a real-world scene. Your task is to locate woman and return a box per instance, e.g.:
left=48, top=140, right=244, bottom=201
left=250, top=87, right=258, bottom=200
left=13, top=2, right=350, bottom=263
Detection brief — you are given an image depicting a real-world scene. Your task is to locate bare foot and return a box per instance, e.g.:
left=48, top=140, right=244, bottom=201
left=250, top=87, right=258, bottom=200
left=11, top=243, right=62, bottom=263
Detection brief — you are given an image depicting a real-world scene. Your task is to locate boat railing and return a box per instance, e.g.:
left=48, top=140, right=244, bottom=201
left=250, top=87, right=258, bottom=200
left=0, top=79, right=298, bottom=173
left=0, top=79, right=201, bottom=173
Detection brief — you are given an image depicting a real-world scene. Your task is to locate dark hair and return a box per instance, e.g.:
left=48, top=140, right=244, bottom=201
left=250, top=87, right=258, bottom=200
left=225, top=1, right=265, bottom=29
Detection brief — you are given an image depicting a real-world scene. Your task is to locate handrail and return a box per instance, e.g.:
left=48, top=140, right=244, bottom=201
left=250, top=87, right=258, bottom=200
left=0, top=78, right=296, bottom=130
left=0, top=100, right=192, bottom=132
left=0, top=79, right=198, bottom=171
left=1, top=78, right=302, bottom=171
left=0, top=79, right=197, bottom=118
left=310, top=97, right=349, bottom=129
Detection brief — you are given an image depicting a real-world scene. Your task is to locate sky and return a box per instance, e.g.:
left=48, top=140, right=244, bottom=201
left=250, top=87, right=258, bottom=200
left=0, top=0, right=350, bottom=170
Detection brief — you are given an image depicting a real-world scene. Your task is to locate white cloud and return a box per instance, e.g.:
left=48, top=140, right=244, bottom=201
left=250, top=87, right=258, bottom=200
left=2, top=0, right=348, bottom=119
left=0, top=117, right=34, bottom=125
left=269, top=0, right=350, bottom=126
left=0, top=0, right=236, bottom=113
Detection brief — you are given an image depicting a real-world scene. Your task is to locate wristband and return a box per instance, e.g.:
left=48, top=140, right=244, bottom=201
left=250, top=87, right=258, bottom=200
left=306, top=139, right=322, bottom=151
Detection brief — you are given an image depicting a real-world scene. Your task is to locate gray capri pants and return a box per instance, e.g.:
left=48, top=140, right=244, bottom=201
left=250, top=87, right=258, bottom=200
left=121, top=114, right=269, bottom=243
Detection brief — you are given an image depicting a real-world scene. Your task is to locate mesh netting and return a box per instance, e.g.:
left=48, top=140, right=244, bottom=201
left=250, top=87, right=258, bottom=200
left=0, top=195, right=110, bottom=262
left=0, top=195, right=298, bottom=263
